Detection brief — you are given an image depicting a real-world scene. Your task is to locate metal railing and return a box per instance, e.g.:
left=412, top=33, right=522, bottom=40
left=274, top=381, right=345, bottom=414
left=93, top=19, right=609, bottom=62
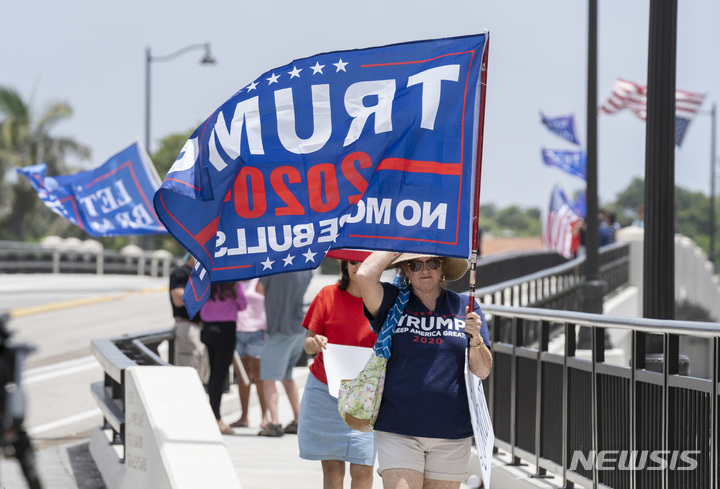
left=482, top=304, right=720, bottom=489
left=475, top=242, right=630, bottom=311
left=0, top=240, right=179, bottom=277
left=90, top=329, right=174, bottom=451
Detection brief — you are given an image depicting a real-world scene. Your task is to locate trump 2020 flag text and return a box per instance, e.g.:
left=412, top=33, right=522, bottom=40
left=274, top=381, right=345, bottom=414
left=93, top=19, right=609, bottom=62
left=154, top=34, right=489, bottom=317
left=18, top=142, right=166, bottom=237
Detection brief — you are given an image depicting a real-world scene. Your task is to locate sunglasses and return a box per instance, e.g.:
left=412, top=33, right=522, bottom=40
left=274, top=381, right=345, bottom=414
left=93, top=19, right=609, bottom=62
left=348, top=261, right=360, bottom=266
left=406, top=258, right=443, bottom=273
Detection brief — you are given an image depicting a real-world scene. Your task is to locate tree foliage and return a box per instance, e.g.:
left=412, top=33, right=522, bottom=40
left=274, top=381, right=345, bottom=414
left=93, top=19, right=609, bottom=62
left=0, top=87, right=91, bottom=240
left=478, top=203, right=542, bottom=237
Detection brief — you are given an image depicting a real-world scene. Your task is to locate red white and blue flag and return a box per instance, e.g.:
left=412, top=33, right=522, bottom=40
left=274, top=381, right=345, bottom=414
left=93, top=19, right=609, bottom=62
left=154, top=34, right=489, bottom=317
left=543, top=186, right=581, bottom=259
left=18, top=142, right=166, bottom=237
left=598, top=78, right=706, bottom=147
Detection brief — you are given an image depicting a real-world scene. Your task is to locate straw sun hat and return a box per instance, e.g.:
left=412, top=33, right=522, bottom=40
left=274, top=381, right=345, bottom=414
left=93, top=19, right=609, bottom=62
left=386, top=253, right=469, bottom=282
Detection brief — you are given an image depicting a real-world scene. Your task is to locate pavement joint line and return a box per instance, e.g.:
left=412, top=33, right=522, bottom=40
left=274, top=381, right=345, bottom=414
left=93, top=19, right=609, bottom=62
left=9, top=286, right=168, bottom=319
left=25, top=355, right=97, bottom=375
left=27, top=408, right=102, bottom=436
left=24, top=361, right=100, bottom=385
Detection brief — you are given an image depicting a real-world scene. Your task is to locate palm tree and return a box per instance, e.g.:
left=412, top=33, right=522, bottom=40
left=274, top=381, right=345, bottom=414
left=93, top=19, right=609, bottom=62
left=0, top=86, right=90, bottom=240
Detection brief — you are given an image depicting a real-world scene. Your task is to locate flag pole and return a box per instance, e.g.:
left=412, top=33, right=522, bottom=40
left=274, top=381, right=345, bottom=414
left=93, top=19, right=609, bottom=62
left=468, top=34, right=490, bottom=313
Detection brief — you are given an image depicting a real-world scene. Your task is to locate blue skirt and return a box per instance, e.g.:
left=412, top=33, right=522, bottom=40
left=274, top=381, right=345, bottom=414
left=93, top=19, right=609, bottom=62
left=298, top=372, right=377, bottom=466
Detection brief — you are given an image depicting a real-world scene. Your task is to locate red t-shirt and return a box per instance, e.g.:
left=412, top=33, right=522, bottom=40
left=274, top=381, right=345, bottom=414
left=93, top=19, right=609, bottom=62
left=302, top=284, right=377, bottom=385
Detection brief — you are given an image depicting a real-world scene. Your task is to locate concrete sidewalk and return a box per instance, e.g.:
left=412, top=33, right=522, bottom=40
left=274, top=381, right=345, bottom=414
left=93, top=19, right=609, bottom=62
left=0, top=364, right=553, bottom=489
left=0, top=271, right=541, bottom=488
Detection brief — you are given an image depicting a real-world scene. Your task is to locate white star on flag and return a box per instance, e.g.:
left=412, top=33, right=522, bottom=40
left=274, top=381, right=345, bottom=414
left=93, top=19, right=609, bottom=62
left=303, top=249, right=317, bottom=263
left=333, top=59, right=348, bottom=72
left=261, top=257, right=275, bottom=270
left=311, top=61, right=325, bottom=74
left=266, top=73, right=280, bottom=84
left=246, top=81, right=258, bottom=92
left=282, top=254, right=295, bottom=266
left=288, top=66, right=302, bottom=78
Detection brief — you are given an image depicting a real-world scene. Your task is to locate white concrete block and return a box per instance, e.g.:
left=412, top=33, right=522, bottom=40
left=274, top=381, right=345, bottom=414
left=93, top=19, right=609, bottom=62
left=122, top=366, right=241, bottom=489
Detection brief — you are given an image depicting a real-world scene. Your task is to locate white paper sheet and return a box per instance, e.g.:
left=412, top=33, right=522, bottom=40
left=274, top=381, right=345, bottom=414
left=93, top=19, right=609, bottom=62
left=322, top=343, right=373, bottom=398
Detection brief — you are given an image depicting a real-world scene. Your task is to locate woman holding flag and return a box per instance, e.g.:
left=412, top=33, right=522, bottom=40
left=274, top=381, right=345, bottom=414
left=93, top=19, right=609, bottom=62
left=357, top=251, right=492, bottom=489
left=298, top=249, right=378, bottom=489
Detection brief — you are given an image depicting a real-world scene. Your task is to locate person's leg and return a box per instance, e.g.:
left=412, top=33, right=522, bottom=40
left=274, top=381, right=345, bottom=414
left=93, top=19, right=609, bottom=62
left=232, top=353, right=250, bottom=427
left=244, top=356, right=269, bottom=426
left=262, top=379, right=280, bottom=425
left=238, top=375, right=251, bottom=424
left=376, top=431, right=426, bottom=489
left=381, top=468, right=424, bottom=489
left=421, top=481, right=461, bottom=489
left=259, top=333, right=286, bottom=432
left=203, top=341, right=222, bottom=419
left=349, top=463, right=374, bottom=489
left=280, top=378, right=300, bottom=423
left=173, top=320, right=193, bottom=366
left=281, top=332, right=306, bottom=424
left=320, top=460, right=345, bottom=489
left=190, top=323, right=210, bottom=385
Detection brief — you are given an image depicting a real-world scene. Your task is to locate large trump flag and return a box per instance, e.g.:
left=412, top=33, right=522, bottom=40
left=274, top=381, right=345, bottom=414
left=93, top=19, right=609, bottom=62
left=154, top=34, right=489, bottom=317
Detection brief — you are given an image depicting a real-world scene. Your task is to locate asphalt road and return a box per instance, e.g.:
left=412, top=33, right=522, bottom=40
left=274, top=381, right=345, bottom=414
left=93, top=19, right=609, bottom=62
left=0, top=273, right=171, bottom=488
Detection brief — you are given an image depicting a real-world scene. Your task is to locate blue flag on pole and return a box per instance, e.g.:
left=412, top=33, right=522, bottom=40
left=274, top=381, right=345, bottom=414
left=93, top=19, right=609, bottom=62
left=540, top=113, right=581, bottom=145
left=574, top=189, right=586, bottom=219
left=541, top=148, right=587, bottom=181
left=18, top=142, right=166, bottom=237
left=154, top=33, right=489, bottom=317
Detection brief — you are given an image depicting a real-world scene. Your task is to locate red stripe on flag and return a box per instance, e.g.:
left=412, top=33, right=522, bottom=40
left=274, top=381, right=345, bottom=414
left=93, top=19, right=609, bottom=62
left=377, top=158, right=463, bottom=175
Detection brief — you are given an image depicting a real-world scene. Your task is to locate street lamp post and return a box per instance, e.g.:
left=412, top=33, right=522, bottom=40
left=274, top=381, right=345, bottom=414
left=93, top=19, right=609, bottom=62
left=144, top=42, right=216, bottom=154
left=709, top=103, right=717, bottom=267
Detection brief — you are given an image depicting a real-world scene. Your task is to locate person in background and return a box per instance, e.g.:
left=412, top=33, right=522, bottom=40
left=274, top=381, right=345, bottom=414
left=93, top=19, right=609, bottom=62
left=599, top=209, right=614, bottom=247
left=230, top=278, right=270, bottom=429
left=298, top=250, right=377, bottom=489
left=256, top=270, right=313, bottom=437
left=169, top=252, right=209, bottom=384
left=199, top=282, right=248, bottom=435
left=357, top=251, right=492, bottom=489
left=631, top=204, right=645, bottom=228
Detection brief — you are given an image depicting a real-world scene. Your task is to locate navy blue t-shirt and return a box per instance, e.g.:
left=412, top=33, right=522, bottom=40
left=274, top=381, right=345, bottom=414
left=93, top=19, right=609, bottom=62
left=365, top=282, right=491, bottom=439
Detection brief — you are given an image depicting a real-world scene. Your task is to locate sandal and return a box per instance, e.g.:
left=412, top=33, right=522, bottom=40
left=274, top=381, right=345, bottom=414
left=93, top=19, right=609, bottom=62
left=258, top=424, right=284, bottom=437
left=230, top=419, right=249, bottom=428
left=217, top=420, right=235, bottom=435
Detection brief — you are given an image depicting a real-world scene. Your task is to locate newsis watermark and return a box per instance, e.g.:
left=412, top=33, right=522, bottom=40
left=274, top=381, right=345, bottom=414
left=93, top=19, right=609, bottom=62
left=569, top=450, right=701, bottom=471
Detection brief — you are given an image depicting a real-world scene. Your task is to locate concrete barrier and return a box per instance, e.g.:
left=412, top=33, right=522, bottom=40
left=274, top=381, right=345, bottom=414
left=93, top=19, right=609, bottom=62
left=91, top=366, right=241, bottom=489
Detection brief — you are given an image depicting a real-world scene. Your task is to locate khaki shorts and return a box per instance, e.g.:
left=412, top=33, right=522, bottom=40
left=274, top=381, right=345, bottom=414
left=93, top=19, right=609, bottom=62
left=376, top=431, right=472, bottom=481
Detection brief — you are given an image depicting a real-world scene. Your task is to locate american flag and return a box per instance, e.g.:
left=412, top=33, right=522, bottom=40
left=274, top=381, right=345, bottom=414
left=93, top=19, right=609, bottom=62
left=542, top=186, right=581, bottom=259
left=598, top=78, right=705, bottom=147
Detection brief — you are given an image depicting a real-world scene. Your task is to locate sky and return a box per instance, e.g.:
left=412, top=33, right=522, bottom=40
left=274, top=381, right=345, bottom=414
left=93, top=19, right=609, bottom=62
left=2, top=0, right=718, bottom=213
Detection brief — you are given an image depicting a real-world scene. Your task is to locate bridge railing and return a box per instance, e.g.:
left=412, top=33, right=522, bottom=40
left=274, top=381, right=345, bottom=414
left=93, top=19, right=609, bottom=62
left=90, top=329, right=174, bottom=452
left=0, top=239, right=179, bottom=277
left=475, top=242, right=630, bottom=311
left=482, top=303, right=719, bottom=489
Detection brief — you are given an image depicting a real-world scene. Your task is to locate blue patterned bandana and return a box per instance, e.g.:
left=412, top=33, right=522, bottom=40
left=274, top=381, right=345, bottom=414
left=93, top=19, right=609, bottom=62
left=373, top=275, right=410, bottom=360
